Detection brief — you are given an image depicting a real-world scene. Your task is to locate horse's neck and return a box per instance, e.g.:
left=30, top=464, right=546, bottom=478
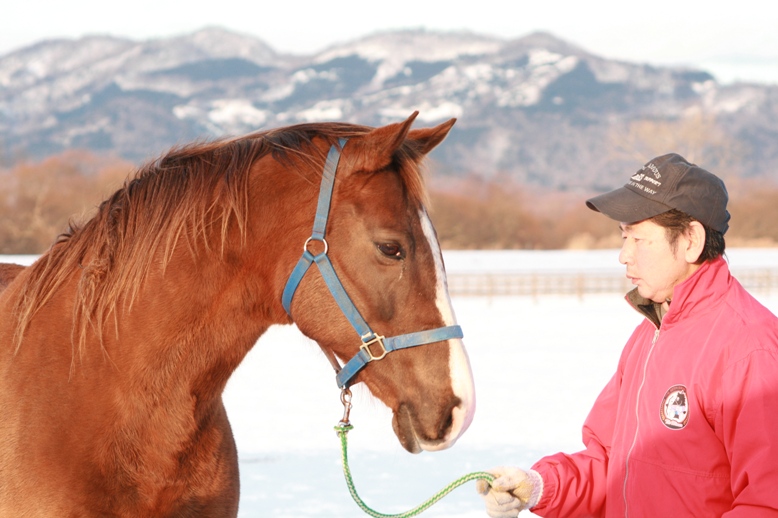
left=106, top=252, right=273, bottom=402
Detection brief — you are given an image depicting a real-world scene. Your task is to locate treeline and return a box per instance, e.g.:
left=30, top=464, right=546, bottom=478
left=0, top=151, right=132, bottom=254
left=1, top=151, right=777, bottom=254
left=429, top=175, right=778, bottom=250
left=429, top=176, right=616, bottom=249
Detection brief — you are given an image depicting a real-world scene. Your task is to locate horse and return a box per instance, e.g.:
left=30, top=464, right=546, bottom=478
left=0, top=112, right=476, bottom=517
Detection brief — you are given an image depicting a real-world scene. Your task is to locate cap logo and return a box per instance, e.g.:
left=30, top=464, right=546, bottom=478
left=660, top=384, right=689, bottom=430
left=644, top=162, right=662, bottom=178
left=629, top=166, right=663, bottom=196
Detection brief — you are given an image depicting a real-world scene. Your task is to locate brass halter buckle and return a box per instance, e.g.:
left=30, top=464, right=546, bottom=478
left=360, top=334, right=387, bottom=361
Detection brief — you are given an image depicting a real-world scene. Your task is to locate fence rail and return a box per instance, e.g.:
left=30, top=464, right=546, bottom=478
left=447, top=267, right=778, bottom=298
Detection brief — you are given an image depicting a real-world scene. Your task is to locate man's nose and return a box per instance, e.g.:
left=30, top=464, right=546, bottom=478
left=619, top=239, right=632, bottom=265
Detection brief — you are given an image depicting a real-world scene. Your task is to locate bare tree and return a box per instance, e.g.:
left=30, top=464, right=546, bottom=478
left=0, top=151, right=131, bottom=254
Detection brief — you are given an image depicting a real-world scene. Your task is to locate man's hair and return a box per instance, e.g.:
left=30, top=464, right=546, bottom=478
left=650, top=209, right=726, bottom=263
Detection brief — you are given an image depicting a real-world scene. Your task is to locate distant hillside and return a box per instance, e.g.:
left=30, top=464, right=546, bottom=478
left=2, top=27, right=778, bottom=192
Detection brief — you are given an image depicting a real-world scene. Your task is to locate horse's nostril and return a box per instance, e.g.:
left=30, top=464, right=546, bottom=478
left=438, top=412, right=454, bottom=440
left=437, top=396, right=461, bottom=439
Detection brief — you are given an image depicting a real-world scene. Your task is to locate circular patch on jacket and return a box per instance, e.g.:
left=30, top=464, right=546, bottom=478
left=660, top=385, right=689, bottom=430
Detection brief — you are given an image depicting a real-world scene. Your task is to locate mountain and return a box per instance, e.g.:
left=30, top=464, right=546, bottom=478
left=2, top=27, right=777, bottom=191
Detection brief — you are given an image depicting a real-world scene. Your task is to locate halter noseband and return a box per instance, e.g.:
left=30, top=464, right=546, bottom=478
left=281, top=139, right=463, bottom=389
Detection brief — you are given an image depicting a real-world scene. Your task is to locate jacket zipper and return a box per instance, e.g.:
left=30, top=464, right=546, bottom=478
left=623, top=327, right=660, bottom=517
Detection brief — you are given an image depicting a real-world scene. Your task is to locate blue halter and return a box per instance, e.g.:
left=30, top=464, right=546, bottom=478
left=281, top=139, right=463, bottom=388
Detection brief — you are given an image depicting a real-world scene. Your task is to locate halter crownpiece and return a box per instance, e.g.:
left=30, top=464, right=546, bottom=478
left=281, top=139, right=463, bottom=388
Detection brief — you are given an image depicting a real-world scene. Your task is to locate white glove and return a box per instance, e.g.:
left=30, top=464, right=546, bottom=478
left=475, top=466, right=543, bottom=518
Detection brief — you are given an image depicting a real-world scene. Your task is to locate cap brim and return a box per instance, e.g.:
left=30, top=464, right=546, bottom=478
left=586, top=186, right=673, bottom=223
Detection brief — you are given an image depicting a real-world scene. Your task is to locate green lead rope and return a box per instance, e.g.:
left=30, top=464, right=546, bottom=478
left=335, top=424, right=495, bottom=518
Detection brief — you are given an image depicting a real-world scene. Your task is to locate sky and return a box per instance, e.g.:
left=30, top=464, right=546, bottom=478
left=3, top=1, right=778, bottom=85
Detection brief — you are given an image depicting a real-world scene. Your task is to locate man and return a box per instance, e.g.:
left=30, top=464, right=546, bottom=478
left=477, top=153, right=778, bottom=517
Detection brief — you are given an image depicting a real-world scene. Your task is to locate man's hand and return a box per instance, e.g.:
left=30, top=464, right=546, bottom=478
left=475, top=466, right=543, bottom=518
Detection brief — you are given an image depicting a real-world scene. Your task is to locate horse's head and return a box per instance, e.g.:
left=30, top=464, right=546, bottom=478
left=279, top=113, right=475, bottom=453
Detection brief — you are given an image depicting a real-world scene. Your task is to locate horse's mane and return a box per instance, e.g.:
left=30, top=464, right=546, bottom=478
left=11, top=122, right=429, bottom=356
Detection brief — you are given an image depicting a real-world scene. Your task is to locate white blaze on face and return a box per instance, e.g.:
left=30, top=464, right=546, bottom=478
left=418, top=209, right=476, bottom=451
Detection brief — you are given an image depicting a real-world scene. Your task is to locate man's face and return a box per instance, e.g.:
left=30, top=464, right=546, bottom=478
left=618, top=219, right=697, bottom=303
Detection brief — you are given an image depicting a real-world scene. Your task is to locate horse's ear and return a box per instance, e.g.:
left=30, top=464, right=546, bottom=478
left=358, top=111, right=419, bottom=168
left=353, top=112, right=455, bottom=171
left=407, top=118, right=456, bottom=155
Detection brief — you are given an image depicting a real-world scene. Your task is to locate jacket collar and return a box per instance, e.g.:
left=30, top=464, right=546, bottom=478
left=625, top=256, right=731, bottom=329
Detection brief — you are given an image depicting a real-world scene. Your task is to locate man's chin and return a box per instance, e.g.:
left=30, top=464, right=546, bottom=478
left=636, top=287, right=658, bottom=302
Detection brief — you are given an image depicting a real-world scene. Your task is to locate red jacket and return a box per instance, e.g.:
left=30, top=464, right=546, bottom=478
left=531, top=257, right=778, bottom=517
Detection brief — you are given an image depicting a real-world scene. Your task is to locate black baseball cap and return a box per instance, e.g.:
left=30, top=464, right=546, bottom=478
left=586, top=153, right=730, bottom=234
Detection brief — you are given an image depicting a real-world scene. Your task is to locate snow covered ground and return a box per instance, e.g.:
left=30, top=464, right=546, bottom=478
left=3, top=249, right=777, bottom=517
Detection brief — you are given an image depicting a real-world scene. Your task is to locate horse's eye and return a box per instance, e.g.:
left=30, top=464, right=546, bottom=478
left=377, top=242, right=403, bottom=259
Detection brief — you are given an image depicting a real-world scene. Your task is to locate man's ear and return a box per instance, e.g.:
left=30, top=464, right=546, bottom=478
left=685, top=221, right=706, bottom=263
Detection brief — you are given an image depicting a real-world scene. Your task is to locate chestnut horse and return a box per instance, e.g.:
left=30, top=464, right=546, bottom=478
left=0, top=112, right=475, bottom=517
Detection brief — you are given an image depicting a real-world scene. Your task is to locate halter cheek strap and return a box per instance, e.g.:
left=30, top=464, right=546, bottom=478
left=281, top=139, right=463, bottom=389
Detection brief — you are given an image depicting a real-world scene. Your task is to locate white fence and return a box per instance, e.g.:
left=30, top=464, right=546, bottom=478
left=2, top=253, right=776, bottom=298
left=447, top=267, right=778, bottom=298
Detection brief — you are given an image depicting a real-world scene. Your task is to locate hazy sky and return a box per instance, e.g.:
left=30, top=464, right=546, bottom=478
left=4, top=0, right=778, bottom=85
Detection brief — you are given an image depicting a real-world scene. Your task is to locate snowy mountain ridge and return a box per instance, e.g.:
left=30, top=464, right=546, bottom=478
left=2, top=27, right=777, bottom=190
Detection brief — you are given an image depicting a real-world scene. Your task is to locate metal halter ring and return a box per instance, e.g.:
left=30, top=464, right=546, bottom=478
left=304, top=236, right=328, bottom=255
